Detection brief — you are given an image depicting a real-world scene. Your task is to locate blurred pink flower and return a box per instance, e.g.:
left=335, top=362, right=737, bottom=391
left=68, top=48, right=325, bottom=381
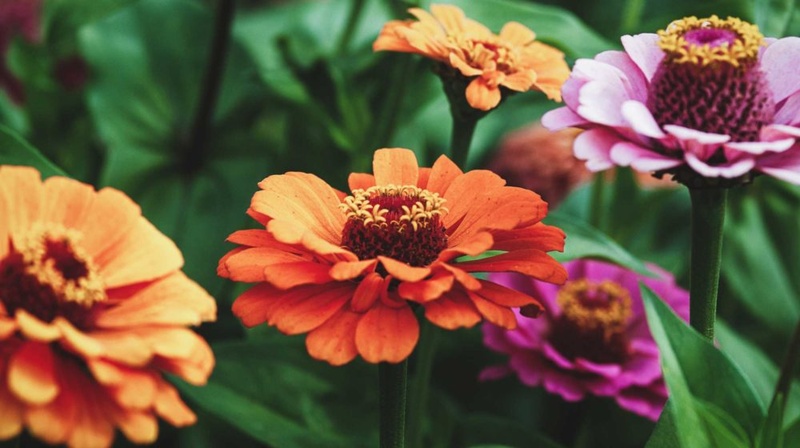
left=543, top=15, right=800, bottom=187
left=0, top=0, right=41, bottom=103
left=486, top=125, right=589, bottom=207
left=481, top=259, right=689, bottom=420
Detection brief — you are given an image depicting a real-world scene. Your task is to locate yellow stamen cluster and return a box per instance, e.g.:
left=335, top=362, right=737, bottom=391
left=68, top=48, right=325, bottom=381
left=658, top=15, right=764, bottom=67
left=16, top=223, right=107, bottom=307
left=340, top=185, right=448, bottom=232
left=557, top=279, right=632, bottom=340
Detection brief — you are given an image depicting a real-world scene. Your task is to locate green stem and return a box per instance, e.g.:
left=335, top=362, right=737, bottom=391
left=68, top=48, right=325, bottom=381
left=379, top=361, right=408, bottom=448
left=588, top=173, right=605, bottom=229
left=183, top=0, right=235, bottom=172
left=688, top=188, right=727, bottom=340
left=773, top=319, right=800, bottom=408
left=450, top=114, right=478, bottom=169
left=619, top=0, right=645, bottom=34
left=407, top=322, right=439, bottom=448
left=336, top=0, right=366, bottom=54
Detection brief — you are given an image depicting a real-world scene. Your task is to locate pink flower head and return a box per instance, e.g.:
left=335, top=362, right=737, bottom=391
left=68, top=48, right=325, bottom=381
left=542, top=15, right=800, bottom=187
left=481, top=259, right=689, bottom=420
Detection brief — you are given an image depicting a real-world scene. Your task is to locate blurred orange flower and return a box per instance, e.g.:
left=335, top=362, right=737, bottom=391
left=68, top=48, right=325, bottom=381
left=373, top=4, right=569, bottom=111
left=219, top=148, right=566, bottom=366
left=0, top=166, right=216, bottom=447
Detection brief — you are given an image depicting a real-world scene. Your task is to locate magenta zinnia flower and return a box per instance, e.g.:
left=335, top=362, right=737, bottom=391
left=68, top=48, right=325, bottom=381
left=542, top=15, right=800, bottom=187
left=481, top=259, right=689, bottom=420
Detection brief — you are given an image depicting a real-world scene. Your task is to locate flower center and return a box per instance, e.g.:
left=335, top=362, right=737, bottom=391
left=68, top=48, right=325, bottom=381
left=647, top=16, right=774, bottom=143
left=340, top=185, right=448, bottom=267
left=449, top=35, right=519, bottom=76
left=548, top=279, right=633, bottom=364
left=0, top=224, right=106, bottom=329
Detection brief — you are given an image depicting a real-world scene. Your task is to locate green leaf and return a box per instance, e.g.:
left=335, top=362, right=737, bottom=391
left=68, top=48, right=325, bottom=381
left=641, top=285, right=766, bottom=445
left=756, top=393, right=786, bottom=448
left=783, top=416, right=800, bottom=448
left=176, top=336, right=379, bottom=448
left=446, top=0, right=616, bottom=58
left=723, top=182, right=800, bottom=336
left=546, top=211, right=653, bottom=277
left=0, top=125, right=67, bottom=178
left=645, top=402, right=681, bottom=448
left=79, top=0, right=272, bottom=297
left=695, top=399, right=751, bottom=448
left=460, top=413, right=567, bottom=448
left=754, top=0, right=797, bottom=37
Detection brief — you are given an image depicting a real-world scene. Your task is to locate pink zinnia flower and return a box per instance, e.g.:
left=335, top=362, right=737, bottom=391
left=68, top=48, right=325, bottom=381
left=481, top=259, right=689, bottom=420
left=542, top=15, right=800, bottom=187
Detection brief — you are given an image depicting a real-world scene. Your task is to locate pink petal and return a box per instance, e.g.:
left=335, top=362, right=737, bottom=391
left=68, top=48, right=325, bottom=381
left=610, top=141, right=683, bottom=171
left=574, top=358, right=622, bottom=378
left=760, top=123, right=800, bottom=141
left=573, top=128, right=618, bottom=171
left=762, top=37, right=800, bottom=103
left=724, top=138, right=794, bottom=155
left=573, top=59, right=636, bottom=127
left=621, top=100, right=666, bottom=138
left=774, top=92, right=800, bottom=126
left=621, top=33, right=663, bottom=82
left=757, top=149, right=800, bottom=184
left=684, top=152, right=755, bottom=178
left=596, top=51, right=649, bottom=101
left=478, top=364, right=512, bottom=381
left=541, top=106, right=588, bottom=130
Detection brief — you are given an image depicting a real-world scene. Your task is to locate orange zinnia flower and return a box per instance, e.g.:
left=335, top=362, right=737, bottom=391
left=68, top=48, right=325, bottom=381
left=219, top=148, right=566, bottom=365
left=373, top=4, right=570, bottom=111
left=0, top=166, right=216, bottom=447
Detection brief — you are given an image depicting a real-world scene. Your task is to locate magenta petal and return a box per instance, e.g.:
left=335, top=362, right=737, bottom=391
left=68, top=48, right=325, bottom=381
left=616, top=385, right=667, bottom=421
left=574, top=358, right=622, bottom=378
left=762, top=37, right=800, bottom=103
left=620, top=33, right=663, bottom=81
left=610, top=141, right=683, bottom=171
left=574, top=128, right=618, bottom=171
left=541, top=106, right=588, bottom=130
left=685, top=152, right=755, bottom=178
left=479, top=364, right=512, bottom=381
left=621, top=100, right=666, bottom=138
left=542, top=342, right=576, bottom=370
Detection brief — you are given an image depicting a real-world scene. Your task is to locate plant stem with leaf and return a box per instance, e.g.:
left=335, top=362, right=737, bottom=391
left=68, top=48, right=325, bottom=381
left=688, top=188, right=727, bottom=340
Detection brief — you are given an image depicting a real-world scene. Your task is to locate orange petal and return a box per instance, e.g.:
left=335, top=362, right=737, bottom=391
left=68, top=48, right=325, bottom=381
left=267, top=219, right=355, bottom=259
left=254, top=172, right=346, bottom=246
left=8, top=341, right=58, bottom=405
left=306, top=309, right=362, bottom=366
left=115, top=409, right=158, bottom=444
left=94, top=215, right=183, bottom=289
left=222, top=247, right=308, bottom=283
left=456, top=250, right=568, bottom=284
left=0, top=381, right=23, bottom=440
left=98, top=272, right=216, bottom=328
left=264, top=261, right=335, bottom=289
left=351, top=272, right=385, bottom=312
left=372, top=148, right=419, bottom=186
left=355, top=303, right=419, bottom=363
left=15, top=310, right=61, bottom=342
left=429, top=4, right=465, bottom=35
left=467, top=291, right=517, bottom=329
left=265, top=283, right=354, bottom=335
left=348, top=173, right=376, bottom=191
left=437, top=231, right=494, bottom=262
left=422, top=290, right=481, bottom=329
left=227, top=229, right=282, bottom=247
left=330, top=259, right=377, bottom=281
left=231, top=284, right=280, bottom=328
left=25, top=370, right=76, bottom=445
left=499, top=22, right=535, bottom=46
left=490, top=222, right=566, bottom=252
left=155, top=381, right=196, bottom=426
left=0, top=318, right=15, bottom=340
left=152, top=340, right=214, bottom=386
left=474, top=280, right=542, bottom=308
left=501, top=69, right=537, bottom=92
left=441, top=264, right=481, bottom=291
left=465, top=78, right=502, bottom=111
left=0, top=166, right=43, bottom=242
left=90, top=331, right=153, bottom=366
left=76, top=187, right=141, bottom=265
left=53, top=318, right=105, bottom=358
left=67, top=380, right=115, bottom=448
left=41, top=175, right=97, bottom=230
left=397, top=270, right=454, bottom=303
left=378, top=256, right=431, bottom=282
left=425, top=155, right=462, bottom=195
left=88, top=360, right=157, bottom=409
left=449, top=53, right=482, bottom=77
left=442, top=170, right=506, bottom=229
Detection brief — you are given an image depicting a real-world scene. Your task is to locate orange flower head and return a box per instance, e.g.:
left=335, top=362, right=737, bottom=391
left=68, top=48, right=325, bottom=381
left=0, top=166, right=216, bottom=448
left=373, top=4, right=570, bottom=111
left=219, top=148, right=567, bottom=366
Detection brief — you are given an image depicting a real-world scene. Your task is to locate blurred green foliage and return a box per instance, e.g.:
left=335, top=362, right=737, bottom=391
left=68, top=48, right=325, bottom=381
left=1, top=0, right=799, bottom=447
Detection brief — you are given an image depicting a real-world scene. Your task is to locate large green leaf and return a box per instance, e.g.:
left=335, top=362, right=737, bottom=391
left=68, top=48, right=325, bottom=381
left=754, top=0, right=797, bottom=37
left=641, top=285, right=766, bottom=446
left=176, top=336, right=378, bottom=448
left=546, top=210, right=653, bottom=276
left=79, top=0, right=272, bottom=298
left=0, top=125, right=66, bottom=178
left=460, top=413, right=567, bottom=448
